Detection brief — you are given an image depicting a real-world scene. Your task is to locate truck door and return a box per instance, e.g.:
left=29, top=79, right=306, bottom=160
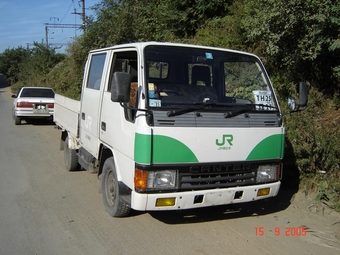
left=80, top=52, right=108, bottom=157
left=100, top=50, right=138, bottom=160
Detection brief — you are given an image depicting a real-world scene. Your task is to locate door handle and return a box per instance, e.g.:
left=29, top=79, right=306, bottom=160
left=101, top=121, right=106, bottom=131
left=82, top=112, right=85, bottom=120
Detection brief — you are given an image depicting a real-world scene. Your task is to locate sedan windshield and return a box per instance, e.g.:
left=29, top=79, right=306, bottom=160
left=145, top=46, right=277, bottom=112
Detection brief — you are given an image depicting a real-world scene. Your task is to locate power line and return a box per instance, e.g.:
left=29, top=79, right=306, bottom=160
left=44, top=23, right=82, bottom=46
left=44, top=1, right=86, bottom=47
left=61, top=2, right=74, bottom=23
left=72, top=0, right=85, bottom=27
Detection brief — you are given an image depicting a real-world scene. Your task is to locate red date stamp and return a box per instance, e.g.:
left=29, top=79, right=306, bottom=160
left=255, top=227, right=307, bottom=236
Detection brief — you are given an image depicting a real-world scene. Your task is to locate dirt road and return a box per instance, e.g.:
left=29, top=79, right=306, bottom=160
left=0, top=85, right=339, bottom=255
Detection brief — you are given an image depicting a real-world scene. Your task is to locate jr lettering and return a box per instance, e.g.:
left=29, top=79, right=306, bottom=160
left=216, top=134, right=233, bottom=146
left=85, top=115, right=92, bottom=130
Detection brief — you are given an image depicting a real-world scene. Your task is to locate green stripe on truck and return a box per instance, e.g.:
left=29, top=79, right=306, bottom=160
left=134, top=133, right=198, bottom=164
left=246, top=134, right=285, bottom=160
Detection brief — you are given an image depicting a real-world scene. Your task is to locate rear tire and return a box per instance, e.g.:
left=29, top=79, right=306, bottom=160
left=64, top=136, right=78, bottom=171
left=14, top=116, right=21, bottom=125
left=101, top=157, right=130, bottom=217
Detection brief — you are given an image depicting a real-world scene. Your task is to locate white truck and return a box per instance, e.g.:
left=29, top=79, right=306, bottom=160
left=54, top=42, right=307, bottom=217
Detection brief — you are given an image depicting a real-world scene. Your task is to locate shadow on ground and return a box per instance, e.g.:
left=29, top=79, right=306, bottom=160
left=0, top=75, right=9, bottom=89
left=0, top=75, right=10, bottom=96
left=148, top=186, right=297, bottom=224
left=19, top=118, right=55, bottom=126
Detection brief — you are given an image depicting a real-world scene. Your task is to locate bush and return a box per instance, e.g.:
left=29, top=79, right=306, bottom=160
left=284, top=86, right=340, bottom=210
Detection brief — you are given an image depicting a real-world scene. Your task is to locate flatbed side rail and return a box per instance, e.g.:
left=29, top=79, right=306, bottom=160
left=54, top=94, right=81, bottom=138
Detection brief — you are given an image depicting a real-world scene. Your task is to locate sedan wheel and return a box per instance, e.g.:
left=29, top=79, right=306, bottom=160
left=14, top=116, right=21, bottom=125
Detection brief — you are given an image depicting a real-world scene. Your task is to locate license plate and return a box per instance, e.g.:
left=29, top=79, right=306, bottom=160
left=253, top=90, right=274, bottom=110
left=33, top=104, right=49, bottom=114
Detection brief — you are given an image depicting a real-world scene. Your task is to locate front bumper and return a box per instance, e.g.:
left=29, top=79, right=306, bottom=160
left=131, top=181, right=280, bottom=211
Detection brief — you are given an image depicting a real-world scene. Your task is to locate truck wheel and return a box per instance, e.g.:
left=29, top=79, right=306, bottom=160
left=101, top=157, right=131, bottom=217
left=64, top=136, right=78, bottom=171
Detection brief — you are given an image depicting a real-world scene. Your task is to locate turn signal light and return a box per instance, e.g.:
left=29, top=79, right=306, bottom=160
left=155, top=198, right=176, bottom=207
left=134, top=169, right=148, bottom=191
left=257, top=188, right=270, bottom=197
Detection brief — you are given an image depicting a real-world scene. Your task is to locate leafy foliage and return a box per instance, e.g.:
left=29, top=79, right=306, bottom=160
left=0, top=47, right=28, bottom=85
left=283, top=86, right=340, bottom=210
left=241, top=0, right=340, bottom=90
left=82, top=0, right=175, bottom=50
left=167, top=0, right=231, bottom=38
left=0, top=42, right=65, bottom=93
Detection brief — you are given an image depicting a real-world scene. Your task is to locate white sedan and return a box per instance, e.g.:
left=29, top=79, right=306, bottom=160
left=12, top=87, right=55, bottom=125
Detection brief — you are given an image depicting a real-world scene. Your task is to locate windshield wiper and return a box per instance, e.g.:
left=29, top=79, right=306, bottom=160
left=167, top=103, right=277, bottom=118
left=224, top=107, right=253, bottom=118
left=224, top=104, right=277, bottom=118
left=167, top=102, right=224, bottom=117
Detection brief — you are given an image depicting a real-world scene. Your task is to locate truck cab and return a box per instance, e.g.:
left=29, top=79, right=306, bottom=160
left=55, top=42, right=307, bottom=217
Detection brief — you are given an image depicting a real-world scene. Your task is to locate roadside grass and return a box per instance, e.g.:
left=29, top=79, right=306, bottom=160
left=284, top=86, right=340, bottom=212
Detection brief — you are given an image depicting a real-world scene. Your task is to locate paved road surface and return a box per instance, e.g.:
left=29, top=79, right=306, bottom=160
left=0, top=85, right=339, bottom=255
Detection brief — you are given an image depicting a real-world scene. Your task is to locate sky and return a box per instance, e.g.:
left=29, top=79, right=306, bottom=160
left=0, top=0, right=98, bottom=53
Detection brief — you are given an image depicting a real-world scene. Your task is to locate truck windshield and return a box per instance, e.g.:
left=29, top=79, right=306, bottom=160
left=145, top=45, right=277, bottom=112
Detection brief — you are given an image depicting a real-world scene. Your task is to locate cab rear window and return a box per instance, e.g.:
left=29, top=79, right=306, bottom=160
left=147, top=61, right=168, bottom=79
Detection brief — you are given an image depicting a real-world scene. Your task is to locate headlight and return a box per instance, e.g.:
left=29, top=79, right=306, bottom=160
left=134, top=169, right=178, bottom=191
left=148, top=170, right=176, bottom=189
left=256, top=164, right=280, bottom=183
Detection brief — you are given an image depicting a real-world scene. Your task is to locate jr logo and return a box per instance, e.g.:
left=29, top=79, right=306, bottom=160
left=216, top=134, right=233, bottom=146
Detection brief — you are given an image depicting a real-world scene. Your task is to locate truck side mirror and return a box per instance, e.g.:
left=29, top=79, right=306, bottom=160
left=298, top=82, right=308, bottom=107
left=287, top=82, right=308, bottom=112
left=111, top=72, right=131, bottom=103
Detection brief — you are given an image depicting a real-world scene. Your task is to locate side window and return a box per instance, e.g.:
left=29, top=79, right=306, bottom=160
left=108, top=51, right=138, bottom=91
left=109, top=51, right=138, bottom=122
left=87, top=53, right=106, bottom=90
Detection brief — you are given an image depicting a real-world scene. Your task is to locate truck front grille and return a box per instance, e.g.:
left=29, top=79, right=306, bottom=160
left=179, top=167, right=256, bottom=191
left=135, top=160, right=281, bottom=193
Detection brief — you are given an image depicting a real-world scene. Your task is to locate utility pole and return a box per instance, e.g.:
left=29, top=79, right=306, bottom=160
left=44, top=23, right=82, bottom=47
left=45, top=17, right=60, bottom=46
left=50, top=17, right=59, bottom=24
left=43, top=1, right=85, bottom=47
left=45, top=25, right=49, bottom=47
left=72, top=0, right=86, bottom=29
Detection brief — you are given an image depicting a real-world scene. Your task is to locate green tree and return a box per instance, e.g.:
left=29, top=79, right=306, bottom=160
left=13, top=42, right=65, bottom=89
left=241, top=0, right=340, bottom=90
left=167, top=0, right=231, bottom=38
left=83, top=0, right=172, bottom=49
left=0, top=47, right=29, bottom=85
left=81, top=0, right=232, bottom=51
left=193, top=1, right=248, bottom=50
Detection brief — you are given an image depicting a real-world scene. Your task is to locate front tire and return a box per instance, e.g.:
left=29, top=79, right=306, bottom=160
left=64, top=136, right=78, bottom=171
left=101, top=157, right=130, bottom=217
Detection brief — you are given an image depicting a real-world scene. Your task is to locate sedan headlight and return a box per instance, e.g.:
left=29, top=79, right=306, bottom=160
left=256, top=164, right=281, bottom=183
left=134, top=169, right=178, bottom=191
